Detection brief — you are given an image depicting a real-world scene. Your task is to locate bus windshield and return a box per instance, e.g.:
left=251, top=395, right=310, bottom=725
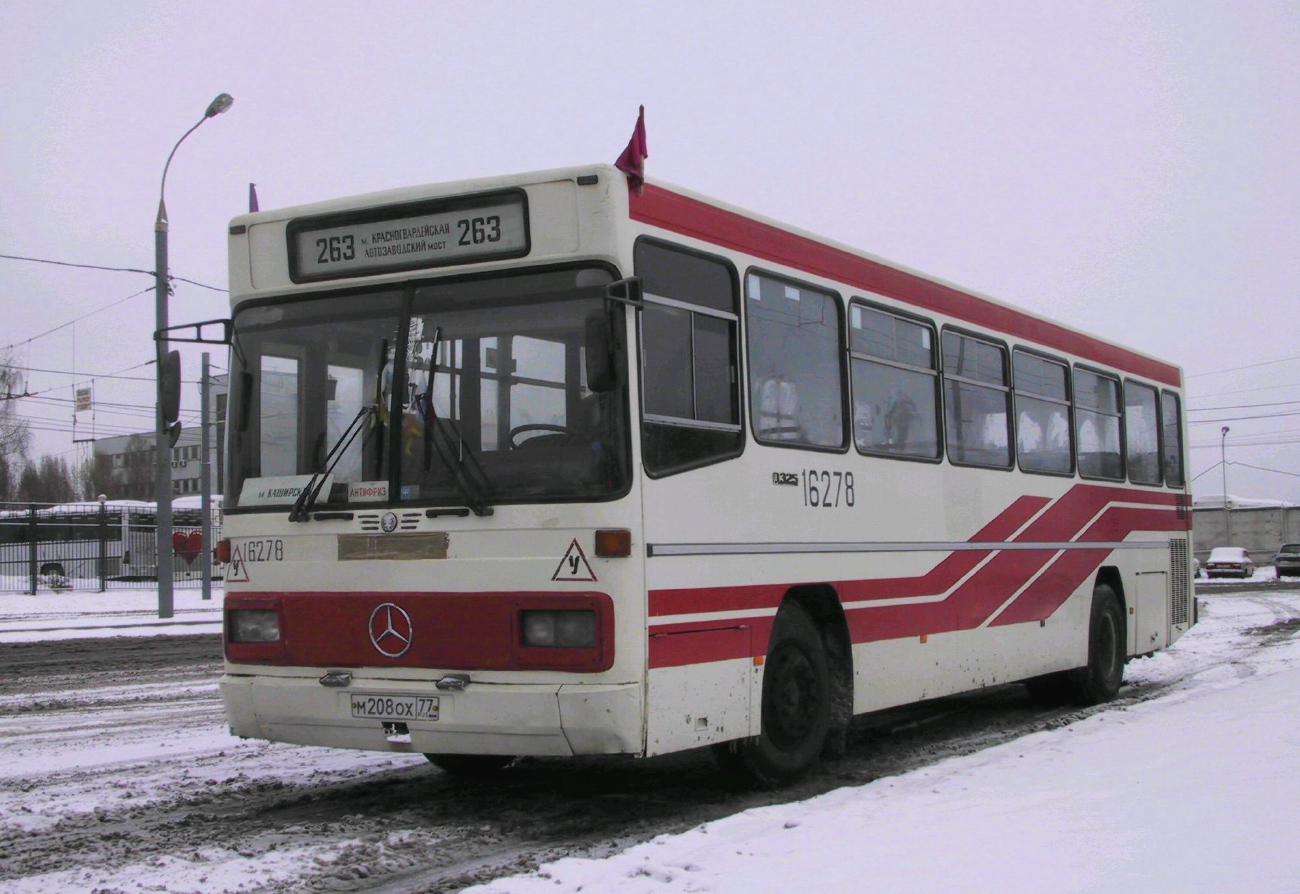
left=226, top=267, right=630, bottom=511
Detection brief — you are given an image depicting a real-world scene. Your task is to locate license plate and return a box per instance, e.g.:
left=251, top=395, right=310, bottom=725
left=350, top=694, right=440, bottom=721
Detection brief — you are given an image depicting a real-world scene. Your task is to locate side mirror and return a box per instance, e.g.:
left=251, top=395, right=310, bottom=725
left=236, top=371, right=254, bottom=432
left=584, top=310, right=619, bottom=393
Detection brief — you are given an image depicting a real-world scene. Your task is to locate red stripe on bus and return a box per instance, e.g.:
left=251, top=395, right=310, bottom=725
left=648, top=494, right=1050, bottom=617
left=991, top=505, right=1188, bottom=626
left=647, top=486, right=1188, bottom=668
left=649, top=622, right=755, bottom=669
left=629, top=184, right=1182, bottom=388
left=1012, top=485, right=1183, bottom=543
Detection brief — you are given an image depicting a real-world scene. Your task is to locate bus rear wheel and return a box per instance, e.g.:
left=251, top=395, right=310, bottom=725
left=1025, top=584, right=1125, bottom=708
left=1067, top=584, right=1125, bottom=705
left=714, top=603, right=831, bottom=787
left=425, top=754, right=515, bottom=777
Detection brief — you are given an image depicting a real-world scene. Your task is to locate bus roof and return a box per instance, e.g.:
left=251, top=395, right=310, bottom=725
left=230, top=162, right=1182, bottom=388
left=629, top=172, right=1182, bottom=388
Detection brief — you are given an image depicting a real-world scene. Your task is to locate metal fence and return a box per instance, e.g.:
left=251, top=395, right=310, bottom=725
left=0, top=501, right=224, bottom=593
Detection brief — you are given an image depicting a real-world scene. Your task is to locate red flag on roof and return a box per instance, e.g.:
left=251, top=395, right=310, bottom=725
left=614, top=106, right=648, bottom=194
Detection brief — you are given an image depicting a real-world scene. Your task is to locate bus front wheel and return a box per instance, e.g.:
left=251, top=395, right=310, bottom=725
left=714, top=603, right=831, bottom=787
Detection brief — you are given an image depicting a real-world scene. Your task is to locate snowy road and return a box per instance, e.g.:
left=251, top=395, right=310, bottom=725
left=1, top=589, right=1297, bottom=893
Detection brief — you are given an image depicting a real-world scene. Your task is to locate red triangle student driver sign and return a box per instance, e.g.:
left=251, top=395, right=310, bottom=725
left=552, top=538, right=597, bottom=582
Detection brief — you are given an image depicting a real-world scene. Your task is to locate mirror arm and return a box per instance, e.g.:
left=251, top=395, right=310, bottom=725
left=604, top=277, right=643, bottom=309
left=154, top=318, right=233, bottom=346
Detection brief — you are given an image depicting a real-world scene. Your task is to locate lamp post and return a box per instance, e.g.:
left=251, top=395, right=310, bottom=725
left=1221, top=425, right=1231, bottom=546
left=155, top=92, right=232, bottom=619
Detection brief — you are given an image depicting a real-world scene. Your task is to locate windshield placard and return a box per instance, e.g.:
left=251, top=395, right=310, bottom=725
left=288, top=191, right=529, bottom=282
left=239, top=474, right=334, bottom=507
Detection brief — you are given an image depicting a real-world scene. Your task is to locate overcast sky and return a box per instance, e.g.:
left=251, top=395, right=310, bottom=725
left=2, top=1, right=1297, bottom=501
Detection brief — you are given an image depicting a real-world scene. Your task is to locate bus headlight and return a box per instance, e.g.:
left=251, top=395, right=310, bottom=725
left=520, top=610, right=596, bottom=648
left=228, top=609, right=281, bottom=643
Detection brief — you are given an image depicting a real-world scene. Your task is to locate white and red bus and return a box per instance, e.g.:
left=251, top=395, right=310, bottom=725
left=219, top=163, right=1193, bottom=784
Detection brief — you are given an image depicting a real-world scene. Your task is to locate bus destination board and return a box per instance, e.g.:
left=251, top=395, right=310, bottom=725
left=287, top=190, right=529, bottom=282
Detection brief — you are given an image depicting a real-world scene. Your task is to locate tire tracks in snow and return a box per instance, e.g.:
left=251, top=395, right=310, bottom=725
left=0, top=594, right=1297, bottom=892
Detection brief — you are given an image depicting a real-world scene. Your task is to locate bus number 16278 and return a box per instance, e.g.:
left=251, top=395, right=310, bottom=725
left=803, top=470, right=855, bottom=509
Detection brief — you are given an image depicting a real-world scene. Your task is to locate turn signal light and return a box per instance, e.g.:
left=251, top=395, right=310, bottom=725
left=594, top=529, right=632, bottom=558
left=216, top=538, right=231, bottom=564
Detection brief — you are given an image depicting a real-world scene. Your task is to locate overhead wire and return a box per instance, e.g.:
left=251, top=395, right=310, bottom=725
left=0, top=287, right=154, bottom=353
left=1185, top=354, right=1300, bottom=379
left=0, top=252, right=227, bottom=355
left=0, top=252, right=153, bottom=277
left=1188, top=399, right=1300, bottom=413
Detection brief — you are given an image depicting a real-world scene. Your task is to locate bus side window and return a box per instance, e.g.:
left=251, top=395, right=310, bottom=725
left=942, top=330, right=1013, bottom=469
left=1161, top=390, right=1186, bottom=488
left=634, top=239, right=743, bottom=476
left=1013, top=350, right=1073, bottom=475
left=1124, top=379, right=1162, bottom=486
left=745, top=272, right=845, bottom=450
left=1075, top=367, right=1124, bottom=481
left=849, top=302, right=941, bottom=460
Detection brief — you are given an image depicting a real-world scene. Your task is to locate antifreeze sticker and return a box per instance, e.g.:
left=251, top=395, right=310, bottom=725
left=552, top=538, right=597, bottom=582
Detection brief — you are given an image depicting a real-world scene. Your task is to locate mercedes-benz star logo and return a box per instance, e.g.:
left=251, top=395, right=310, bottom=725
left=368, top=603, right=413, bottom=658
left=380, top=511, right=399, bottom=533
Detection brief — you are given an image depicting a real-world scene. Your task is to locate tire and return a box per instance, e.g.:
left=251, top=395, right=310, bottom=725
left=714, top=604, right=831, bottom=787
left=1065, top=584, right=1125, bottom=706
left=425, top=754, right=515, bottom=777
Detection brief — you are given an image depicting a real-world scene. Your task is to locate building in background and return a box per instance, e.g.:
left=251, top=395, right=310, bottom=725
left=91, top=377, right=227, bottom=500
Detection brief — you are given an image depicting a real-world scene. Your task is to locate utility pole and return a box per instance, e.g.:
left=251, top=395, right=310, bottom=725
left=1221, top=426, right=1231, bottom=546
left=201, top=352, right=213, bottom=601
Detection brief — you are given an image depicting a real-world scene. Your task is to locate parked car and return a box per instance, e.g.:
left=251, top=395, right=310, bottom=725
left=1204, top=546, right=1256, bottom=579
left=1274, top=543, right=1300, bottom=579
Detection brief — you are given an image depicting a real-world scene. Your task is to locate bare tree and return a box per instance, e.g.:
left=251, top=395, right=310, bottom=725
left=0, top=353, right=31, bottom=501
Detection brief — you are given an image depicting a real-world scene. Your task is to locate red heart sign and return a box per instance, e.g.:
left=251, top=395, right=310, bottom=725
left=172, top=530, right=204, bottom=566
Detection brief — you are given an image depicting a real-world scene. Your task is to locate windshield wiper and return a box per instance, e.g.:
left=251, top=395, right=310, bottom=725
left=288, top=404, right=378, bottom=522
left=423, top=414, right=495, bottom=517
left=413, top=326, right=494, bottom=517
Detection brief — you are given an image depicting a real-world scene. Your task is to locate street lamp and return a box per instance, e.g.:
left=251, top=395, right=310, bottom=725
left=1221, top=425, right=1231, bottom=545
left=155, top=92, right=232, bottom=619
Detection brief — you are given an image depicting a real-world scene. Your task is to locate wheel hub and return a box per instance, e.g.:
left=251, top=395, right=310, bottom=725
left=766, top=644, right=820, bottom=748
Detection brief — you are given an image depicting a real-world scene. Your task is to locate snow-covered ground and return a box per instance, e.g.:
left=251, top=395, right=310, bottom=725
left=0, top=585, right=221, bottom=642
left=0, top=585, right=1297, bottom=893
left=473, top=587, right=1300, bottom=894
left=469, top=590, right=1300, bottom=894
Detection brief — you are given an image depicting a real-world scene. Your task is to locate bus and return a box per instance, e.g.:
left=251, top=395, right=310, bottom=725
left=218, top=163, right=1193, bottom=784
left=0, top=500, right=218, bottom=589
